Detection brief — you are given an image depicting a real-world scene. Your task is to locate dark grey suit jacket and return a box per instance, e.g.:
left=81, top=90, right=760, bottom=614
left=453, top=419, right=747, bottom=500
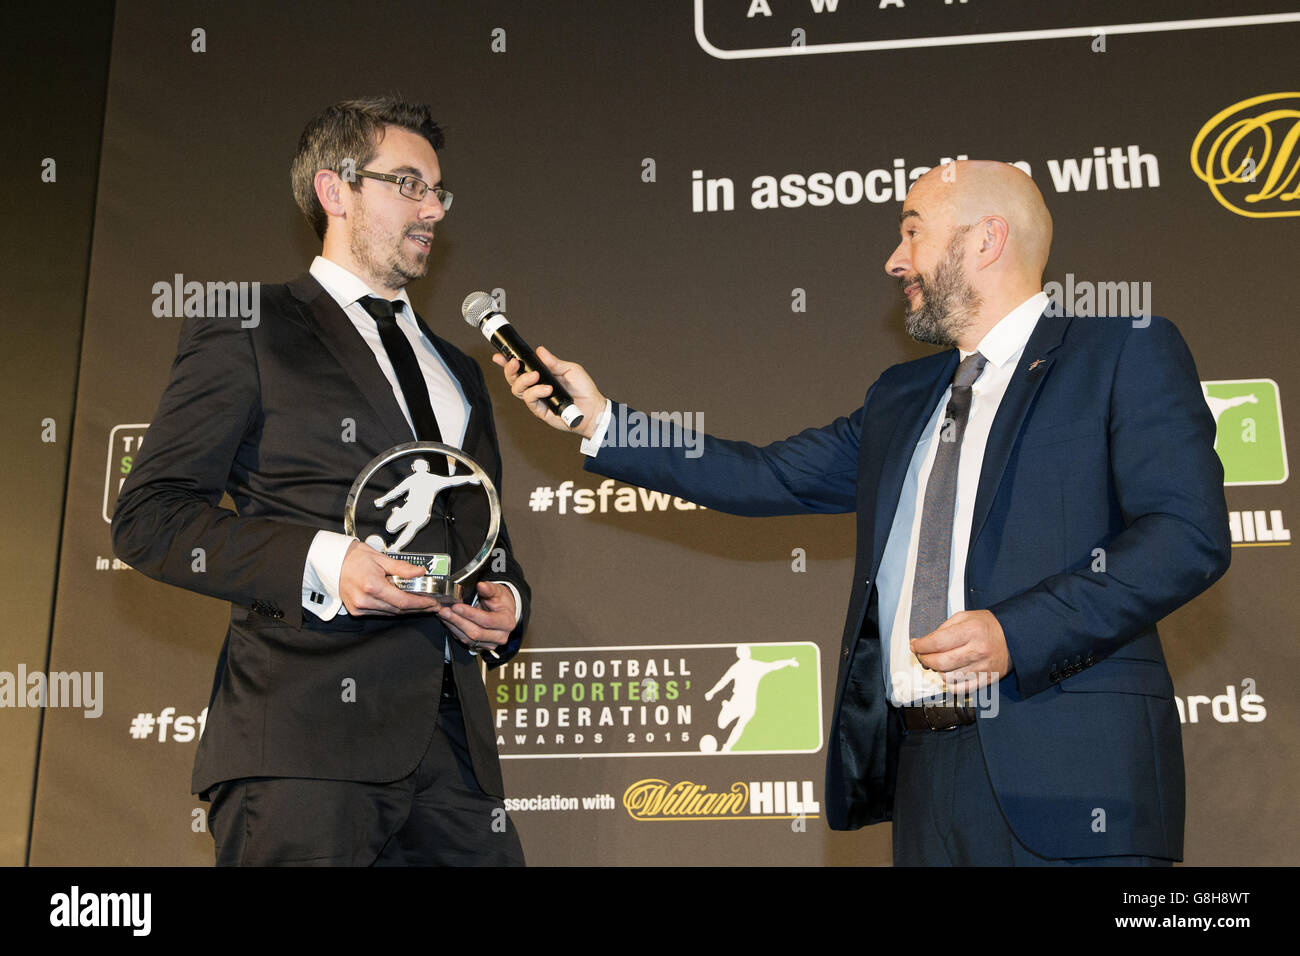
left=113, top=273, right=529, bottom=799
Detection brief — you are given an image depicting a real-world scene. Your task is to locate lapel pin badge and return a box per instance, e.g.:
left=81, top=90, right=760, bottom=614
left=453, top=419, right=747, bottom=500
left=1027, top=358, right=1045, bottom=373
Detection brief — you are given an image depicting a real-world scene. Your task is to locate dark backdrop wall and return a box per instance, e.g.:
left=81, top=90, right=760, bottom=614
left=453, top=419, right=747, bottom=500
left=7, top=0, right=1297, bottom=865
left=0, top=4, right=115, bottom=866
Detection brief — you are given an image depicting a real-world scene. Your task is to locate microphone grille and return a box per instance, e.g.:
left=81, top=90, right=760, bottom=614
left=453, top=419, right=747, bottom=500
left=461, top=291, right=496, bottom=327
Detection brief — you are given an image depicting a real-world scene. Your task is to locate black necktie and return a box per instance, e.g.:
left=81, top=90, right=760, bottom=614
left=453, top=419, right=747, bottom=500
left=359, top=297, right=456, bottom=651
left=359, top=296, right=455, bottom=557
left=909, top=351, right=988, bottom=645
left=359, top=296, right=445, bottom=448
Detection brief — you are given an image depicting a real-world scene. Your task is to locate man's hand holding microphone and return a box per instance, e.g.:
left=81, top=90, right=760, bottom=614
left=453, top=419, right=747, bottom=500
left=493, top=347, right=605, bottom=440
left=461, top=290, right=605, bottom=440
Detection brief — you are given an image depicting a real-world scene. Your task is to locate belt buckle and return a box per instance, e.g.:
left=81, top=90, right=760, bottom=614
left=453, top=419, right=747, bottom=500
left=925, top=707, right=946, bottom=738
left=922, top=704, right=955, bottom=732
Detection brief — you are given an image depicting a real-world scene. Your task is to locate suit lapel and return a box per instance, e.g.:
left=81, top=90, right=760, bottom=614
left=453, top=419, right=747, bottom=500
left=871, top=350, right=960, bottom=572
left=967, top=312, right=1071, bottom=550
left=288, top=273, right=415, bottom=449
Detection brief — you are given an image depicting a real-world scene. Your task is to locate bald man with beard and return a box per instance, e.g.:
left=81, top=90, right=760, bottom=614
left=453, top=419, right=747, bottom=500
left=500, top=161, right=1230, bottom=865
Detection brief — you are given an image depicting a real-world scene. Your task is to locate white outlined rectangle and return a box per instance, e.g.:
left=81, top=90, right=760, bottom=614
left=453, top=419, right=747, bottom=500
left=695, top=1, right=1300, bottom=59
left=103, top=423, right=149, bottom=523
left=485, top=641, right=824, bottom=759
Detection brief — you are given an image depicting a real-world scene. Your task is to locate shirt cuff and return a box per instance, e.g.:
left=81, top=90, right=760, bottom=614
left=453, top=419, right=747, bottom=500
left=303, top=530, right=356, bottom=620
left=579, top=398, right=614, bottom=458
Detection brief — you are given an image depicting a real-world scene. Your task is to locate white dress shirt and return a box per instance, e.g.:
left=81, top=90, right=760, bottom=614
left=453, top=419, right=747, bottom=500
left=300, top=255, right=519, bottom=626
left=877, top=292, right=1047, bottom=704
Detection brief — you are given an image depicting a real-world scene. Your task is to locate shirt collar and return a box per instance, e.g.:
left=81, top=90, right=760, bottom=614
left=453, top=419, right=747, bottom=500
left=310, top=255, right=414, bottom=315
left=960, top=291, right=1049, bottom=367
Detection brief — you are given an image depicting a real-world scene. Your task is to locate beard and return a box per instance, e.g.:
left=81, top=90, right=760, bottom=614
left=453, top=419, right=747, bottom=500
left=901, top=226, right=981, bottom=348
left=349, top=199, right=430, bottom=291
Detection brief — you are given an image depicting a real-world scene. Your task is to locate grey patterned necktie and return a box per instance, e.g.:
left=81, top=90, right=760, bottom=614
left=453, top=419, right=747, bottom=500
left=909, top=351, right=988, bottom=645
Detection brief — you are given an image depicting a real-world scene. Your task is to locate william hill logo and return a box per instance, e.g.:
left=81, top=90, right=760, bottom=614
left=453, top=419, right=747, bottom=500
left=622, top=778, right=819, bottom=821
left=1191, top=92, right=1300, bottom=218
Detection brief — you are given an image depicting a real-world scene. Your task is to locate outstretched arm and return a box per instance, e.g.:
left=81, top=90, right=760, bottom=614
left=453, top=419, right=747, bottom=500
left=704, top=668, right=737, bottom=700
left=497, top=347, right=870, bottom=517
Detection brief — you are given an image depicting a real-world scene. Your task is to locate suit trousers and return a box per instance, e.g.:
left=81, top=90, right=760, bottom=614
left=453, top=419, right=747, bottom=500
left=891, top=713, right=1172, bottom=866
left=208, top=690, right=524, bottom=867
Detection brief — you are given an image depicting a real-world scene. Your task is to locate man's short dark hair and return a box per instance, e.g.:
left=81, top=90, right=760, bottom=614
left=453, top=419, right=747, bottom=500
left=291, top=97, right=445, bottom=240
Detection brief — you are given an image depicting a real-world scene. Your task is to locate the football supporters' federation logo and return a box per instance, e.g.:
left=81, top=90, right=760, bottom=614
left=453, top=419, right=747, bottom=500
left=1191, top=92, right=1300, bottom=218
left=490, top=642, right=822, bottom=758
left=1203, top=379, right=1288, bottom=485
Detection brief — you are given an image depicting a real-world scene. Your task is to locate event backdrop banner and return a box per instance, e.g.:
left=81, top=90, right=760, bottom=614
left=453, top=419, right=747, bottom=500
left=24, top=0, right=1298, bottom=865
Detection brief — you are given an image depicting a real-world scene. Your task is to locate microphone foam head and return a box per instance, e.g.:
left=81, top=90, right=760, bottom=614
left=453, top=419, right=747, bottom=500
left=461, top=291, right=496, bottom=327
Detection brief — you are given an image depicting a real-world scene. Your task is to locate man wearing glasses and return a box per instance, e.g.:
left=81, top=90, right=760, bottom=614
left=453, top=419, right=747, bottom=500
left=113, top=97, right=530, bottom=865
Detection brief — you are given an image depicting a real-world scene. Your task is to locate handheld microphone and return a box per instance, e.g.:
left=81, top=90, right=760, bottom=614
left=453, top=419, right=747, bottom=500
left=461, top=291, right=584, bottom=429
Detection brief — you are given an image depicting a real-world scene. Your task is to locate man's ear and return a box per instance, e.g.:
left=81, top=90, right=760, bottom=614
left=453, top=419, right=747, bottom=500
left=314, top=168, right=350, bottom=223
left=975, top=215, right=1010, bottom=270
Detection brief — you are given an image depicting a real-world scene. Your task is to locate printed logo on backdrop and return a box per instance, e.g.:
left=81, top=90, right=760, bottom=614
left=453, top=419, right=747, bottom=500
left=694, top=1, right=1300, bottom=60
left=1192, top=92, right=1300, bottom=219
left=1175, top=679, right=1266, bottom=725
left=1203, top=379, right=1290, bottom=547
left=103, top=424, right=148, bottom=522
left=488, top=642, right=822, bottom=758
left=1203, top=379, right=1288, bottom=485
left=622, top=778, right=820, bottom=822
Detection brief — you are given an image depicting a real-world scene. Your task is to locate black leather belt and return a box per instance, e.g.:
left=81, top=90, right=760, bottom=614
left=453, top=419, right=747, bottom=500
left=900, top=703, right=977, bottom=731
left=441, top=660, right=458, bottom=700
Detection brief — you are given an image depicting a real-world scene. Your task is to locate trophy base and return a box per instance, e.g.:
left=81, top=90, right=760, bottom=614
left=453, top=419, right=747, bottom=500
left=385, top=552, right=461, bottom=603
left=389, top=575, right=465, bottom=604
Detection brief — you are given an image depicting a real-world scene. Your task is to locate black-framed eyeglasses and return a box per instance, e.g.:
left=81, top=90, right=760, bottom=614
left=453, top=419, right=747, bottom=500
left=352, top=169, right=453, bottom=210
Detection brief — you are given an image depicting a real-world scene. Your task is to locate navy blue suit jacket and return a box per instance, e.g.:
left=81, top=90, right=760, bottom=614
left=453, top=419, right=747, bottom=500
left=588, top=313, right=1229, bottom=859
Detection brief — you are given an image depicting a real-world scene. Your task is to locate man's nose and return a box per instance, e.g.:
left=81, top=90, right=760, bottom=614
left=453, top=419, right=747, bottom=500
left=420, top=193, right=446, bottom=220
left=885, top=241, right=910, bottom=277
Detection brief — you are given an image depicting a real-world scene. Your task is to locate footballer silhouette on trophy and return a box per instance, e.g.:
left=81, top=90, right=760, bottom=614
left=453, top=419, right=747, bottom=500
left=365, top=458, right=480, bottom=555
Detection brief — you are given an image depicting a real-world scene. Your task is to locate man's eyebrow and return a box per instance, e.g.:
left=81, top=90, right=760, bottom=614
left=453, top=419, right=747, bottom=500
left=899, top=209, right=921, bottom=224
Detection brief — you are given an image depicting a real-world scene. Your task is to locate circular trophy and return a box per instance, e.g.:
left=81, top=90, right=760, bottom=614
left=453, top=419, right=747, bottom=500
left=344, top=441, right=501, bottom=604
